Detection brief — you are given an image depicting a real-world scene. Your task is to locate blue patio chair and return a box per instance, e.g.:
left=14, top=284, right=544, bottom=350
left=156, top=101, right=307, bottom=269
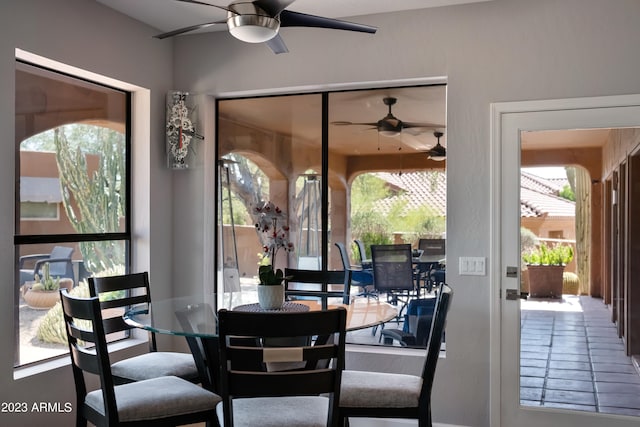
left=380, top=296, right=437, bottom=347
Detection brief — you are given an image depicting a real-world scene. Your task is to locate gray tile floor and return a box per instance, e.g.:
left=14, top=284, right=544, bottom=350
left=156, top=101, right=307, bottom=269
left=521, top=295, right=640, bottom=416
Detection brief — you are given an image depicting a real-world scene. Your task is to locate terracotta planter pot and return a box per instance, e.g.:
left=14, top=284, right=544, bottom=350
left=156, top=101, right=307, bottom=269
left=23, top=289, right=60, bottom=309
left=526, top=265, right=565, bottom=298
left=21, top=278, right=73, bottom=309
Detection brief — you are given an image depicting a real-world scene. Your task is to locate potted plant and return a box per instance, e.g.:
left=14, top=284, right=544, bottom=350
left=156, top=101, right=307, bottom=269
left=522, top=242, right=574, bottom=298
left=254, top=201, right=294, bottom=309
left=22, top=262, right=72, bottom=309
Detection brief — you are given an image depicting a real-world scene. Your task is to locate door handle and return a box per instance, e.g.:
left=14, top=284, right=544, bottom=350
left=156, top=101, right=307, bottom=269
left=506, top=289, right=528, bottom=300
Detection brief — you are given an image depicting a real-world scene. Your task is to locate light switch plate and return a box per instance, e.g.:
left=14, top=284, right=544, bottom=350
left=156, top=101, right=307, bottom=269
left=459, top=256, right=486, bottom=276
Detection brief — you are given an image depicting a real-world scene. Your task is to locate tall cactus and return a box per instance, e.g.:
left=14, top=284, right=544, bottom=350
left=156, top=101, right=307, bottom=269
left=53, top=126, right=125, bottom=274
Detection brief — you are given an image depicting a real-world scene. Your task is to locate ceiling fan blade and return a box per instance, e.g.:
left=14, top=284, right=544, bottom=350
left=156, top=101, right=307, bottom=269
left=279, top=10, right=377, bottom=34
left=331, top=121, right=379, bottom=127
left=254, top=0, right=297, bottom=16
left=265, top=34, right=289, bottom=54
left=154, top=20, right=227, bottom=39
left=175, top=0, right=231, bottom=12
left=402, top=122, right=446, bottom=129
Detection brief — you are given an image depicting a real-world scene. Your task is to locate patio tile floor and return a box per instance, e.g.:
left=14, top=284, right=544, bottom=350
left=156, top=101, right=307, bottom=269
left=521, top=295, right=640, bottom=415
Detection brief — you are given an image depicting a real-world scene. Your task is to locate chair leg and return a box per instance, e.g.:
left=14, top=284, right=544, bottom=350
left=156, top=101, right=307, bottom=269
left=75, top=413, right=87, bottom=427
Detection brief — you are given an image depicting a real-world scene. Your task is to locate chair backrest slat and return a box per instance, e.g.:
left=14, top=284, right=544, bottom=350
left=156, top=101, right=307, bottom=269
left=88, top=272, right=156, bottom=351
left=284, top=268, right=351, bottom=307
left=229, top=370, right=337, bottom=397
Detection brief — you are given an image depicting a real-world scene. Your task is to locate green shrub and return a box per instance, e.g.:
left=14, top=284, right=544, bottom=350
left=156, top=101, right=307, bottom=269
left=36, top=281, right=90, bottom=345
left=522, top=242, right=574, bottom=266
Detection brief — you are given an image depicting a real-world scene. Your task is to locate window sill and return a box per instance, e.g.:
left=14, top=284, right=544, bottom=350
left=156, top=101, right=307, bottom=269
left=13, top=337, right=148, bottom=380
left=346, top=343, right=428, bottom=358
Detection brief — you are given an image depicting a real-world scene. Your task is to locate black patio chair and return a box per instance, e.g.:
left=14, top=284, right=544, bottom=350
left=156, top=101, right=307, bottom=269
left=370, top=244, right=419, bottom=316
left=380, top=295, right=438, bottom=347
left=19, top=245, right=75, bottom=287
left=334, top=242, right=376, bottom=299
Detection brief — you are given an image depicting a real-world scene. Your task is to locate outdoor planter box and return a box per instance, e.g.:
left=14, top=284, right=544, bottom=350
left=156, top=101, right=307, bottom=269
left=526, top=265, right=564, bottom=298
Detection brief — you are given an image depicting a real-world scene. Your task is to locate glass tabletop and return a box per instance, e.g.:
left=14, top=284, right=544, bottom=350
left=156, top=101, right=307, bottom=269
left=124, top=294, right=398, bottom=337
left=124, top=294, right=219, bottom=338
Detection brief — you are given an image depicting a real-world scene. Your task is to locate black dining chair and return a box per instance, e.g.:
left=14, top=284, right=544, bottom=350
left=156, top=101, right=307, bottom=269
left=339, top=284, right=453, bottom=427
left=59, top=289, right=221, bottom=427
left=216, top=307, right=347, bottom=427
left=88, top=272, right=201, bottom=385
left=284, top=268, right=352, bottom=309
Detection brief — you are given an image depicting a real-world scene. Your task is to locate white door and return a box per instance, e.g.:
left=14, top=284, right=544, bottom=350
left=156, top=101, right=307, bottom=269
left=491, top=95, right=640, bottom=427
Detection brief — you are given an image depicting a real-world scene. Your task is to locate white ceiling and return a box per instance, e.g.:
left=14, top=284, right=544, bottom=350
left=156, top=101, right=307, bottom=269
left=96, top=0, right=491, bottom=35
left=96, top=0, right=614, bottom=156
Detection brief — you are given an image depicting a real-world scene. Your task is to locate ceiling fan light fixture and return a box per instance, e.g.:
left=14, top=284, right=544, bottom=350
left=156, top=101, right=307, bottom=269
left=227, top=13, right=280, bottom=43
left=428, top=152, right=446, bottom=161
left=379, top=129, right=401, bottom=137
left=377, top=116, right=402, bottom=137
left=428, top=131, right=446, bottom=161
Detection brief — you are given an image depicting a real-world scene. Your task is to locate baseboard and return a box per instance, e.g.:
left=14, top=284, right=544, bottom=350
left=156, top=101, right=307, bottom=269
left=349, top=419, right=468, bottom=427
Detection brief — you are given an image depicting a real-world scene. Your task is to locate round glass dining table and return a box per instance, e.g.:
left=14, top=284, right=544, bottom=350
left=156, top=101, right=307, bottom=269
left=124, top=295, right=397, bottom=392
left=123, top=295, right=398, bottom=338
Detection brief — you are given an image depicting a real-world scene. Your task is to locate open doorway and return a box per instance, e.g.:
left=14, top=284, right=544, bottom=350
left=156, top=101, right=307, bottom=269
left=518, top=129, right=640, bottom=416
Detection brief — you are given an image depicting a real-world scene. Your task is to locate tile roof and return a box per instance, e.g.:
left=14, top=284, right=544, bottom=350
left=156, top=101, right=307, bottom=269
left=373, top=170, right=574, bottom=219
left=520, top=171, right=574, bottom=218
left=374, top=171, right=446, bottom=216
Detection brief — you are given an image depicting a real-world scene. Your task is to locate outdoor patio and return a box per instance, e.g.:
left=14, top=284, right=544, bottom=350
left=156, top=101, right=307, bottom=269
left=521, top=295, right=640, bottom=415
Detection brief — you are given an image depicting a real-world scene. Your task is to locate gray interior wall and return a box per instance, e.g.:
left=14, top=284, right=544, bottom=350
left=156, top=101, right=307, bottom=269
left=170, top=0, right=640, bottom=426
left=0, top=0, right=174, bottom=425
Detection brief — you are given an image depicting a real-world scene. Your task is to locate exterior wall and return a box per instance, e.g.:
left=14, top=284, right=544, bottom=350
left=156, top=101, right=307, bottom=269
left=18, top=151, right=100, bottom=259
left=521, top=217, right=575, bottom=241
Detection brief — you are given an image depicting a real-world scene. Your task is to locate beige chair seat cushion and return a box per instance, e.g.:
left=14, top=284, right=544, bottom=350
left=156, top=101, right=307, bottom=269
left=111, top=351, right=199, bottom=381
left=85, top=376, right=220, bottom=422
left=216, top=396, right=329, bottom=427
left=340, top=370, right=422, bottom=408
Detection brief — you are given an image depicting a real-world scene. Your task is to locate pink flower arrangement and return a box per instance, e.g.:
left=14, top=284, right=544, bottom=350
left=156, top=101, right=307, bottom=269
left=254, top=201, right=294, bottom=269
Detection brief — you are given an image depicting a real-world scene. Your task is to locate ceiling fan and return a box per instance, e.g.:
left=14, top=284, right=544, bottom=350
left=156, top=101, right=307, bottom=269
left=426, top=131, right=446, bottom=161
left=154, top=0, right=377, bottom=54
left=331, top=97, right=444, bottom=137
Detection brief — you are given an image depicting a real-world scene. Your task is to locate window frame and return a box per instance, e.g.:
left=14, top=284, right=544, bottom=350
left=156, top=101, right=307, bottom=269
left=14, top=59, right=132, bottom=368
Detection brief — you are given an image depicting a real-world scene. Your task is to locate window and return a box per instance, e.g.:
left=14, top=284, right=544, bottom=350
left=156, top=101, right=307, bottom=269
left=15, top=61, right=131, bottom=367
left=216, top=85, right=447, bottom=348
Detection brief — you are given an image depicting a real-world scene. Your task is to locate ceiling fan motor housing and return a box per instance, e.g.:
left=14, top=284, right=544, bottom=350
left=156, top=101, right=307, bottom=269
left=227, top=1, right=280, bottom=43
